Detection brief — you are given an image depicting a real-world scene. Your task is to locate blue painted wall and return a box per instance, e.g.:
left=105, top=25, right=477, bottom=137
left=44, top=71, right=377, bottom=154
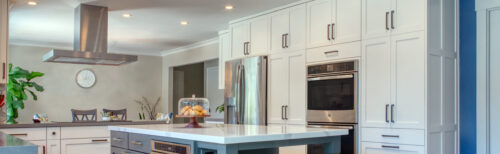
left=460, top=0, right=476, bottom=153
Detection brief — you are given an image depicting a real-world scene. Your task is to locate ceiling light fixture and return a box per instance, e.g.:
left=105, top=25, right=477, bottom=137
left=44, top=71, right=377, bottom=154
left=180, top=21, right=189, bottom=25
left=27, top=1, right=37, bottom=6
left=225, top=5, right=234, bottom=10
left=122, top=13, right=132, bottom=18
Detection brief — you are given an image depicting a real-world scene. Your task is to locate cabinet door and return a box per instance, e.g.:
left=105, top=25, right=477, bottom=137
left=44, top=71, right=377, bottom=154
left=361, top=37, right=391, bottom=128
left=219, top=32, right=231, bottom=89
left=334, top=0, right=361, bottom=44
left=249, top=16, right=270, bottom=55
left=61, top=138, right=110, bottom=154
left=231, top=21, right=249, bottom=59
left=361, top=142, right=424, bottom=154
left=391, top=32, right=425, bottom=129
left=30, top=140, right=46, bottom=154
left=390, top=0, right=425, bottom=35
left=47, top=140, right=61, bottom=154
left=361, top=0, right=391, bottom=39
left=268, top=53, right=289, bottom=124
left=286, top=51, right=306, bottom=125
left=306, top=0, right=333, bottom=48
left=0, top=0, right=7, bottom=84
left=270, top=9, right=290, bottom=53
left=288, top=4, right=307, bottom=51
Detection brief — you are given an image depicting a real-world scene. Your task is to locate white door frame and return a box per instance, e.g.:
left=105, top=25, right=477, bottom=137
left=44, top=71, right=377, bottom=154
left=476, top=1, right=500, bottom=153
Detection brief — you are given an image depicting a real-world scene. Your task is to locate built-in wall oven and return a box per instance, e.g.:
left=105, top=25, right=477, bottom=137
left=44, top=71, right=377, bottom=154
left=306, top=60, right=358, bottom=154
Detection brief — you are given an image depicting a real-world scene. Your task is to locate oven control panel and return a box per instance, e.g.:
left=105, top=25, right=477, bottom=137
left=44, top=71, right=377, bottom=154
left=152, top=140, right=190, bottom=154
left=308, top=61, right=357, bottom=75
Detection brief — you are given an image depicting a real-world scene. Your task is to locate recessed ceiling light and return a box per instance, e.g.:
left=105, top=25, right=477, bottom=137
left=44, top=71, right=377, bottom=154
left=180, top=21, right=189, bottom=25
left=27, top=1, right=37, bottom=6
left=225, top=5, right=234, bottom=10
left=122, top=13, right=132, bottom=18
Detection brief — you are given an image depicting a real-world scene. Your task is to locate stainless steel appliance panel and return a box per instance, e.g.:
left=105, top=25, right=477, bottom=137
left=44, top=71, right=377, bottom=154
left=224, top=56, right=267, bottom=125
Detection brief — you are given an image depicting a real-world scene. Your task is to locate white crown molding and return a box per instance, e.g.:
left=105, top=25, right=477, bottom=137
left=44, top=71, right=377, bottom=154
left=160, top=37, right=219, bottom=56
left=228, top=0, right=310, bottom=24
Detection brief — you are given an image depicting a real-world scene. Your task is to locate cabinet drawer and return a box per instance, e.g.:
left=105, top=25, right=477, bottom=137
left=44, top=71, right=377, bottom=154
left=61, top=126, right=109, bottom=139
left=111, top=147, right=145, bottom=154
left=47, top=127, right=61, bottom=140
left=0, top=128, right=47, bottom=141
left=361, top=128, right=424, bottom=145
left=128, top=133, right=151, bottom=153
left=306, top=41, right=361, bottom=63
left=111, top=131, right=128, bottom=149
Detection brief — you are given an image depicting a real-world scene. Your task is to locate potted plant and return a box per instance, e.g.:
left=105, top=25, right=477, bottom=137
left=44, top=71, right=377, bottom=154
left=5, top=64, right=44, bottom=124
left=135, top=96, right=160, bottom=120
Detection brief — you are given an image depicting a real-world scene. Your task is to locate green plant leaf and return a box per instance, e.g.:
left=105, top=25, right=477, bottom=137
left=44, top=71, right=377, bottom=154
left=26, top=89, right=37, bottom=101
left=27, top=72, right=44, bottom=81
left=31, top=82, right=44, bottom=92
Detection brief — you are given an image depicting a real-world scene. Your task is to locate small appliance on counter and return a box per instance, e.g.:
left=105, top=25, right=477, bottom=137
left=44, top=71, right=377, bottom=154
left=176, top=94, right=210, bottom=128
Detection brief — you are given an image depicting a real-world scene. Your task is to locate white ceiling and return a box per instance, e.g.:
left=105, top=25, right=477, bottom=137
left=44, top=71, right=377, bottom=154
left=9, top=0, right=300, bottom=56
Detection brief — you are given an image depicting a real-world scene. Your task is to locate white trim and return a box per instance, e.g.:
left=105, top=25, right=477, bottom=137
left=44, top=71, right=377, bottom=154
left=160, top=37, right=219, bottom=56
left=228, top=0, right=310, bottom=24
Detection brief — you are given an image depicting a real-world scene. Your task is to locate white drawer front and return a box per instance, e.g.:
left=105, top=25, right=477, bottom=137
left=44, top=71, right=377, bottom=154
left=47, top=127, right=61, bottom=140
left=61, top=126, right=109, bottom=139
left=306, top=41, right=361, bottom=63
left=361, top=128, right=424, bottom=146
left=0, top=128, right=47, bottom=141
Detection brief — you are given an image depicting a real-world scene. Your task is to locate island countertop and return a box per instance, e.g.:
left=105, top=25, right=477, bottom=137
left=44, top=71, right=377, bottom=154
left=108, top=124, right=349, bottom=144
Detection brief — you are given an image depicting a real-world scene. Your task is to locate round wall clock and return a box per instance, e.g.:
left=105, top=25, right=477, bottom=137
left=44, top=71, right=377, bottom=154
left=76, top=69, right=96, bottom=88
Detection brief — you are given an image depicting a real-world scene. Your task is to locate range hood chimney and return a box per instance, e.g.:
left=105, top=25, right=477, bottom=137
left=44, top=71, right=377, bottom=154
left=43, top=4, right=138, bottom=65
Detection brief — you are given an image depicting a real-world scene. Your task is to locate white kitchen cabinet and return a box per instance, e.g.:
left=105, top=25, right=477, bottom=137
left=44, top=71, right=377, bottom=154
left=231, top=21, right=249, bottom=59
left=361, top=0, right=425, bottom=40
left=306, top=0, right=361, bottom=48
left=268, top=50, right=306, bottom=125
left=361, top=32, right=425, bottom=130
left=0, top=0, right=8, bottom=84
left=391, top=32, right=425, bottom=129
left=361, top=37, right=391, bottom=128
left=361, top=142, right=424, bottom=154
left=249, top=16, right=270, bottom=55
left=61, top=138, right=110, bottom=154
left=218, top=30, right=231, bottom=89
left=280, top=145, right=306, bottom=154
left=47, top=140, right=61, bottom=154
left=270, top=4, right=306, bottom=53
left=30, top=140, right=46, bottom=154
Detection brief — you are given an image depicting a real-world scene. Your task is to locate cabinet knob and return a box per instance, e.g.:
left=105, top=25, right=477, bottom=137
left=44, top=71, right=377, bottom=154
left=52, top=132, right=56, bottom=135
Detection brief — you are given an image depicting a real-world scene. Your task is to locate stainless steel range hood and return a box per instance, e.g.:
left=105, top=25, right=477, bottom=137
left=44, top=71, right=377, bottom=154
left=43, top=4, right=137, bottom=65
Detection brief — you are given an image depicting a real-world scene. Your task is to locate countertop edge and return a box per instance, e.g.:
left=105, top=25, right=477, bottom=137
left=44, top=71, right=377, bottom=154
left=0, top=121, right=167, bottom=128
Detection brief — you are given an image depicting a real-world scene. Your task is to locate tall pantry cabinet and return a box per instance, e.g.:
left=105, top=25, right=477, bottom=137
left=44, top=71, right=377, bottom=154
left=360, top=0, right=457, bottom=153
left=0, top=0, right=9, bottom=85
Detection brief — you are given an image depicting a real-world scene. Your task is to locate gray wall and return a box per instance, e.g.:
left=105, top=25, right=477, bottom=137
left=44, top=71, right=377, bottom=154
left=9, top=45, right=163, bottom=123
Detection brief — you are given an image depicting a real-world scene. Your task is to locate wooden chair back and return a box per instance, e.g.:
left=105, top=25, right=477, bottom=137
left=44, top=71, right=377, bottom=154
left=71, top=109, right=97, bottom=122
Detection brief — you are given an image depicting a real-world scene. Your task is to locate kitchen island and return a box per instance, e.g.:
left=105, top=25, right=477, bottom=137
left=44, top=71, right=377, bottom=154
left=108, top=124, right=348, bottom=154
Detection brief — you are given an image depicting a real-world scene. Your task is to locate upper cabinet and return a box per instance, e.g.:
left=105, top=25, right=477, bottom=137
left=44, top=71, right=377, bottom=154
left=306, top=0, right=361, bottom=49
left=230, top=15, right=270, bottom=59
left=270, top=4, right=306, bottom=53
left=361, top=0, right=425, bottom=40
left=0, top=0, right=9, bottom=84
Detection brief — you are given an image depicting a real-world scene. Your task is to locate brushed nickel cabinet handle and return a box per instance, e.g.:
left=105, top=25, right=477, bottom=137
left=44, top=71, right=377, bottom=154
left=391, top=10, right=395, bottom=29
left=132, top=141, right=143, bottom=146
left=391, top=104, right=395, bottom=123
left=282, top=34, right=285, bottom=48
left=381, top=145, right=400, bottom=149
left=284, top=33, right=289, bottom=48
left=284, top=105, right=288, bottom=120
left=91, top=139, right=108, bottom=142
left=2, top=62, right=5, bottom=79
left=324, top=50, right=339, bottom=55
left=381, top=135, right=400, bottom=138
left=386, top=12, right=390, bottom=30
left=331, top=23, right=335, bottom=40
left=385, top=104, right=389, bottom=123
left=10, top=133, right=28, bottom=136
left=327, top=24, right=331, bottom=40
left=281, top=105, right=285, bottom=120
left=112, top=138, right=122, bottom=142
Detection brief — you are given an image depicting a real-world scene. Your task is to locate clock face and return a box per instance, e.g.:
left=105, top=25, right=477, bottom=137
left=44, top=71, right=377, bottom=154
left=76, top=69, right=96, bottom=88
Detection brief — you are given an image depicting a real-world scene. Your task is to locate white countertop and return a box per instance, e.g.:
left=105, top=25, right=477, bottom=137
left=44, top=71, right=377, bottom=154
left=108, top=124, right=348, bottom=144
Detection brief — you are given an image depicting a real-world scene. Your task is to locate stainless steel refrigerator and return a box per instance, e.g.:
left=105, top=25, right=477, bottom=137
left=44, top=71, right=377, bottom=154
left=224, top=56, right=267, bottom=125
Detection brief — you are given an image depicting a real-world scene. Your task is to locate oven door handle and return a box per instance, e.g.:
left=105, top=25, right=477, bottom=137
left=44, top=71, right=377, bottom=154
left=307, top=74, right=354, bottom=81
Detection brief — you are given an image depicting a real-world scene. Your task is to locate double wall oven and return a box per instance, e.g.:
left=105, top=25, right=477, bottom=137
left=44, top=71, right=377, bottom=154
left=306, top=60, right=358, bottom=154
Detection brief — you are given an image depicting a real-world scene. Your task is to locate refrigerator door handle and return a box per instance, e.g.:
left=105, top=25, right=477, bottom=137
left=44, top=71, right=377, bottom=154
left=238, top=65, right=246, bottom=124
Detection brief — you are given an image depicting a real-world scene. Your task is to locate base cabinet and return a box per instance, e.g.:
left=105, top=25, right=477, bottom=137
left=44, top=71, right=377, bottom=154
left=47, top=140, right=61, bottom=154
left=30, top=140, right=46, bottom=154
left=280, top=145, right=306, bottom=154
left=60, top=138, right=110, bottom=154
left=361, top=142, right=424, bottom=154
